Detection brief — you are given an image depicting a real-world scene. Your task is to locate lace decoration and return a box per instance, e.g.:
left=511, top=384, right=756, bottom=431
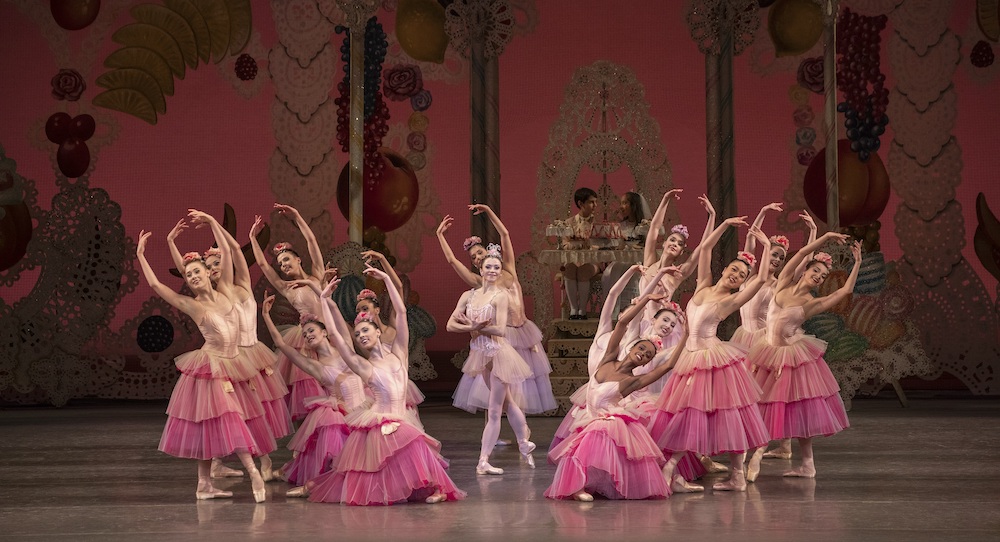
left=269, top=43, right=338, bottom=122
left=889, top=140, right=962, bottom=221
left=886, top=87, right=957, bottom=167
left=528, top=61, right=672, bottom=330
left=895, top=200, right=965, bottom=286
left=685, top=0, right=761, bottom=56
left=268, top=149, right=341, bottom=223
left=889, top=31, right=960, bottom=113
left=335, top=0, right=379, bottom=29
left=272, top=0, right=337, bottom=65
left=891, top=0, right=951, bottom=56
left=272, top=98, right=337, bottom=176
left=444, top=0, right=515, bottom=59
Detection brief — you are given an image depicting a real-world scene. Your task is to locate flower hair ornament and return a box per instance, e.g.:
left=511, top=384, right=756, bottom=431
left=272, top=241, right=294, bottom=256
left=770, top=235, right=790, bottom=252
left=462, top=236, right=482, bottom=252
left=299, top=313, right=323, bottom=327
left=670, top=224, right=689, bottom=239
left=356, top=289, right=378, bottom=302
left=736, top=251, right=757, bottom=269
left=203, top=247, right=222, bottom=260
left=354, top=311, right=378, bottom=326
left=812, top=252, right=833, bottom=268
left=182, top=252, right=204, bottom=265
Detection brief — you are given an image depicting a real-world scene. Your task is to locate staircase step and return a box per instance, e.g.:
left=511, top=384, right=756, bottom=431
left=550, top=375, right=588, bottom=397
left=547, top=338, right=593, bottom=357
left=552, top=318, right=599, bottom=338
left=549, top=357, right=588, bottom=377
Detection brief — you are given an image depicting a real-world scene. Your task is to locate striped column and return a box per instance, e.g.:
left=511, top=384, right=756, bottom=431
left=824, top=0, right=840, bottom=230
left=469, top=35, right=488, bottom=241
left=484, top=54, right=501, bottom=243
left=717, top=25, right=738, bottom=268
left=349, top=27, right=365, bottom=244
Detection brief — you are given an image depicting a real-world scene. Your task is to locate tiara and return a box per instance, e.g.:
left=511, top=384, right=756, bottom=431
left=462, top=236, right=482, bottom=252
left=272, top=242, right=293, bottom=256
left=770, top=235, right=790, bottom=251
left=182, top=252, right=204, bottom=265
left=670, top=224, right=689, bottom=239
left=203, top=247, right=222, bottom=260
left=299, top=313, right=323, bottom=327
left=356, top=289, right=377, bottom=302
left=485, top=243, right=502, bottom=258
left=354, top=311, right=377, bottom=326
left=812, top=252, right=833, bottom=267
left=736, top=251, right=757, bottom=268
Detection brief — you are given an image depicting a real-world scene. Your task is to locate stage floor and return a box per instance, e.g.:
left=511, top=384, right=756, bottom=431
left=1, top=398, right=999, bottom=541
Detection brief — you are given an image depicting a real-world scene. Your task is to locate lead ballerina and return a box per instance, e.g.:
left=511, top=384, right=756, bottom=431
left=744, top=233, right=858, bottom=481
left=307, top=265, right=465, bottom=505
left=647, top=199, right=774, bottom=493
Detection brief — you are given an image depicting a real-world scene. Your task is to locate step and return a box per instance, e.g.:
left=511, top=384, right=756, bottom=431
left=551, top=318, right=599, bottom=338
left=549, top=375, right=588, bottom=397
left=549, top=357, right=588, bottom=377
left=547, top=338, right=593, bottom=357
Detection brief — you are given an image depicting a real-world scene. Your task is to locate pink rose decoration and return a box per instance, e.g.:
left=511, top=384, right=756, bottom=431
left=797, top=145, right=818, bottom=166
left=793, top=106, right=815, bottom=128
left=406, top=131, right=426, bottom=152
left=797, top=57, right=824, bottom=94
left=795, top=127, right=817, bottom=147
left=383, top=64, right=423, bottom=101
left=51, top=68, right=85, bottom=101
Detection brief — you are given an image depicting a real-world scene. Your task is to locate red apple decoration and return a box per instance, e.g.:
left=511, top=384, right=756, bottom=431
left=803, top=139, right=890, bottom=226
left=57, top=137, right=90, bottom=178
left=50, top=0, right=101, bottom=30
left=336, top=148, right=420, bottom=232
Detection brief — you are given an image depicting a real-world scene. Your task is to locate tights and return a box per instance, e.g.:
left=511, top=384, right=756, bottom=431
left=479, top=371, right=529, bottom=460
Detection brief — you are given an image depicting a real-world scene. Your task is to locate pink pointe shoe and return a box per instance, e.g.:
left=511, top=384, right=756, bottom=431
left=210, top=460, right=243, bottom=479
left=572, top=491, right=594, bottom=502
left=518, top=438, right=537, bottom=469
left=476, top=459, right=503, bottom=475
left=746, top=448, right=764, bottom=483
left=247, top=467, right=266, bottom=503
left=671, top=473, right=705, bottom=493
left=712, top=470, right=747, bottom=492
left=196, top=486, right=233, bottom=500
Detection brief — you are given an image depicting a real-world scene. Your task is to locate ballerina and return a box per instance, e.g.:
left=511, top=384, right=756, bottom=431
left=307, top=266, right=465, bottom=505
left=647, top=203, right=774, bottom=493
left=744, top=233, right=857, bottom=481
left=168, top=211, right=294, bottom=482
left=599, top=191, right=653, bottom=315
left=447, top=243, right=537, bottom=474
left=546, top=292, right=684, bottom=501
left=261, top=292, right=365, bottom=496
left=137, top=229, right=265, bottom=502
left=248, top=204, right=328, bottom=422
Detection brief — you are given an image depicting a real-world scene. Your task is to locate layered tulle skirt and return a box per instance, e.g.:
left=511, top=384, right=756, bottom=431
left=747, top=335, right=850, bottom=438
left=282, top=396, right=351, bottom=486
left=452, top=338, right=533, bottom=413
left=730, top=325, right=764, bottom=353
left=648, top=341, right=770, bottom=456
left=238, top=342, right=293, bottom=441
left=308, top=408, right=466, bottom=505
left=159, top=349, right=259, bottom=460
left=545, top=411, right=670, bottom=500
left=274, top=325, right=326, bottom=422
left=507, top=320, right=558, bottom=414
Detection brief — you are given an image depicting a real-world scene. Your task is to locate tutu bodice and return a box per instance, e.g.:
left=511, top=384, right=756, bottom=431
left=765, top=301, right=808, bottom=347
left=368, top=355, right=408, bottom=416
left=739, top=283, right=772, bottom=333
left=684, top=300, right=723, bottom=351
left=285, top=285, right=322, bottom=317
left=505, top=283, right=527, bottom=327
left=587, top=381, right=625, bottom=412
left=321, top=363, right=366, bottom=412
left=466, top=290, right=503, bottom=353
left=197, top=304, right=241, bottom=358
left=233, top=295, right=260, bottom=347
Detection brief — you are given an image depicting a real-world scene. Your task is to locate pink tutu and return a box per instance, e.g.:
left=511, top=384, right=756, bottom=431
left=730, top=326, right=764, bottom=352
left=548, top=382, right=592, bottom=449
left=158, top=349, right=259, bottom=460
left=282, top=396, right=350, bottom=485
left=545, top=411, right=670, bottom=500
left=462, top=341, right=533, bottom=384
left=274, top=325, right=326, bottom=422
left=648, top=342, right=770, bottom=456
left=307, top=409, right=466, bottom=505
left=748, top=335, right=849, bottom=438
left=507, top=321, right=558, bottom=414
left=239, top=342, right=293, bottom=440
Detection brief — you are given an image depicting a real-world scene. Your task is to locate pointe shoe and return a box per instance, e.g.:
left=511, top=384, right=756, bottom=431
left=196, top=487, right=234, bottom=500
left=210, top=463, right=244, bottom=479
left=476, top=460, right=504, bottom=475
left=425, top=491, right=447, bottom=504
left=712, top=473, right=747, bottom=492
left=247, top=467, right=266, bottom=503
left=763, top=447, right=792, bottom=460
left=783, top=463, right=816, bottom=478
left=260, top=468, right=280, bottom=482
left=746, top=449, right=764, bottom=483
left=518, top=439, right=537, bottom=469
left=670, top=474, right=704, bottom=493
left=700, top=455, right=729, bottom=473
left=285, top=486, right=308, bottom=498
left=572, top=491, right=594, bottom=502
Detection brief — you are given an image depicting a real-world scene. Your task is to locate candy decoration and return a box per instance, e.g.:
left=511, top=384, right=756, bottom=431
left=767, top=0, right=824, bottom=57
left=51, top=0, right=101, bottom=30
left=234, top=53, right=258, bottom=80
left=970, top=40, right=996, bottom=68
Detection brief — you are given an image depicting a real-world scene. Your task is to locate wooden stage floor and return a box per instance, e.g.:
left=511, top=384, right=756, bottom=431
left=1, top=397, right=998, bottom=541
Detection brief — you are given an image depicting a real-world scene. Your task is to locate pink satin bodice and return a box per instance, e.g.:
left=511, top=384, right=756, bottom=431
left=683, top=300, right=723, bottom=351
left=197, top=305, right=241, bottom=358
left=739, top=283, right=773, bottom=333
left=233, top=295, right=260, bottom=347
left=765, top=301, right=808, bottom=347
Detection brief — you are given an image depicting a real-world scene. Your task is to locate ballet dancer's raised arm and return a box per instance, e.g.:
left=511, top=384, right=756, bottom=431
left=436, top=215, right=481, bottom=288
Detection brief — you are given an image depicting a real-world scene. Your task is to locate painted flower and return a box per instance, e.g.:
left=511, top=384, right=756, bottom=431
left=51, top=68, right=85, bottom=101
left=407, top=131, right=427, bottom=152
left=408, top=111, right=429, bottom=132
left=793, top=105, right=815, bottom=128
left=788, top=84, right=809, bottom=106
left=796, top=145, right=817, bottom=166
left=797, top=57, right=824, bottom=94
left=410, top=89, right=432, bottom=111
left=383, top=64, right=423, bottom=101
left=795, top=127, right=817, bottom=147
